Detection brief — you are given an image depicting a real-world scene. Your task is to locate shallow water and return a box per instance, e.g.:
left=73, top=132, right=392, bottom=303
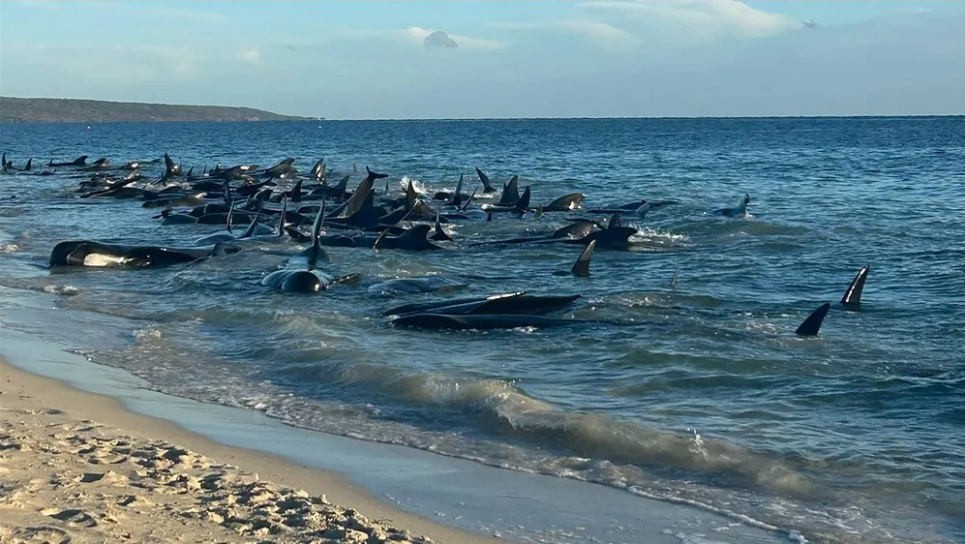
left=1, top=117, right=963, bottom=543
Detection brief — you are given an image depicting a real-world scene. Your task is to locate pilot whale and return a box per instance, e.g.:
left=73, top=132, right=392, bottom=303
left=714, top=194, right=751, bottom=217
left=50, top=241, right=240, bottom=268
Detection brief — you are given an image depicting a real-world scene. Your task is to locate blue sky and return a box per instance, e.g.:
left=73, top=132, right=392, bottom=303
left=1, top=1, right=962, bottom=119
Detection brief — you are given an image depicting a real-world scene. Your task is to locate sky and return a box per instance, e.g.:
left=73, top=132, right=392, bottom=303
left=1, top=1, right=963, bottom=119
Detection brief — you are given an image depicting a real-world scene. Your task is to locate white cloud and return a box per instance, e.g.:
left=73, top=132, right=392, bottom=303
left=578, top=0, right=798, bottom=41
left=553, top=19, right=639, bottom=49
left=236, top=49, right=261, bottom=64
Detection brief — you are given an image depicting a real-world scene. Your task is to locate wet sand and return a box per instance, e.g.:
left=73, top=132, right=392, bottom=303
left=0, top=358, right=497, bottom=544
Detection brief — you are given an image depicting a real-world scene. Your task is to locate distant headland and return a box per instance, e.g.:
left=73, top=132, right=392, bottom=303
left=0, top=97, right=311, bottom=123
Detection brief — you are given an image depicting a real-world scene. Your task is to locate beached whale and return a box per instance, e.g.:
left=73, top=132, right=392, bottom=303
left=392, top=313, right=579, bottom=330
left=383, top=292, right=581, bottom=317
left=49, top=241, right=240, bottom=268
left=368, top=276, right=467, bottom=297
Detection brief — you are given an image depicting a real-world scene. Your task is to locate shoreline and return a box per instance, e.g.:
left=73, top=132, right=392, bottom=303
left=0, top=285, right=788, bottom=544
left=0, top=355, right=496, bottom=544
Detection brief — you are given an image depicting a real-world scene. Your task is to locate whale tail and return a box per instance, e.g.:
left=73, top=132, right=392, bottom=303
left=475, top=167, right=495, bottom=192
left=513, top=186, right=532, bottom=214
left=572, top=240, right=596, bottom=277
left=795, top=303, right=831, bottom=336
left=432, top=212, right=453, bottom=241
left=840, top=265, right=870, bottom=310
left=365, top=166, right=388, bottom=182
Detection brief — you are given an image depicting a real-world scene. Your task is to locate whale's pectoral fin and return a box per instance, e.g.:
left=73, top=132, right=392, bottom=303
left=795, top=302, right=831, bottom=336
left=333, top=273, right=362, bottom=285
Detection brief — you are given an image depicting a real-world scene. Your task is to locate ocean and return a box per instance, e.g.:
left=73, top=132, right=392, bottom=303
left=1, top=117, right=963, bottom=543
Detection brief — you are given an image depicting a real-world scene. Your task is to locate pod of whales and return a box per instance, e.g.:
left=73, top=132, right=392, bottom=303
left=21, top=151, right=871, bottom=337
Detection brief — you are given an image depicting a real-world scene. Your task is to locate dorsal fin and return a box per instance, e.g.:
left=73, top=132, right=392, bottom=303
left=25, top=158, right=32, bottom=171
left=572, top=240, right=596, bottom=277
left=307, top=200, right=329, bottom=269
left=405, top=179, right=417, bottom=210
left=840, top=265, right=870, bottom=309
left=291, top=178, right=303, bottom=203
left=608, top=212, right=623, bottom=229
left=333, top=175, right=348, bottom=194
left=312, top=199, right=326, bottom=241
left=671, top=271, right=678, bottom=289
left=795, top=303, right=831, bottom=336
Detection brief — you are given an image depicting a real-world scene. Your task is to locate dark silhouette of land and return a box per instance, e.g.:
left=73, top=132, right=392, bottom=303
left=0, top=97, right=309, bottom=123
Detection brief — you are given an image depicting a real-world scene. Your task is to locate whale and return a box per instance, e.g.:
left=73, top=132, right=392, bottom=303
left=392, top=313, right=578, bottom=330
left=370, top=224, right=443, bottom=251
left=714, top=194, right=751, bottom=217
left=840, top=265, right=870, bottom=310
left=384, top=292, right=581, bottom=317
left=261, top=200, right=360, bottom=293
left=50, top=241, right=240, bottom=268
left=48, top=155, right=89, bottom=168
left=542, top=193, right=585, bottom=212
left=367, top=276, right=467, bottom=296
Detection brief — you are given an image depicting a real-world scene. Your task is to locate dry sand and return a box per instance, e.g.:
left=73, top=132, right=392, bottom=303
left=0, top=358, right=499, bottom=544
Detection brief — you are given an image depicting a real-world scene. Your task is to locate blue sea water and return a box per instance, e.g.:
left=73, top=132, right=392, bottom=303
left=1, top=117, right=963, bottom=543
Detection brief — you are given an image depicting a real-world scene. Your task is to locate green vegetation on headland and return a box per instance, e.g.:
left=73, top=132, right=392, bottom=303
left=0, top=97, right=310, bottom=123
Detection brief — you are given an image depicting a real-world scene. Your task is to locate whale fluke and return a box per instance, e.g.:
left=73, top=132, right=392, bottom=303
left=513, top=186, right=532, bottom=214
left=498, top=175, right=520, bottom=206
left=840, top=265, right=870, bottom=310
left=572, top=240, right=596, bottom=277
left=365, top=166, right=388, bottom=182
left=475, top=167, right=497, bottom=193
left=431, top=212, right=453, bottom=241
left=795, top=303, right=831, bottom=336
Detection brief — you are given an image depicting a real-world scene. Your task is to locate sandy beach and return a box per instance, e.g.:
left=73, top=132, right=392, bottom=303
left=0, top=358, right=497, bottom=544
